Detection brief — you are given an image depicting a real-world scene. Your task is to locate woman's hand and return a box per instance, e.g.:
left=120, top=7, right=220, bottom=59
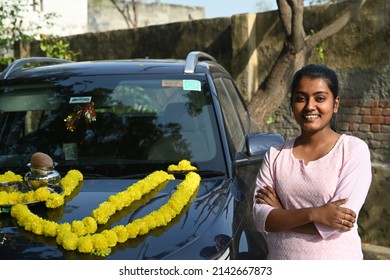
left=255, top=186, right=283, bottom=209
left=254, top=187, right=356, bottom=233
left=312, top=198, right=356, bottom=231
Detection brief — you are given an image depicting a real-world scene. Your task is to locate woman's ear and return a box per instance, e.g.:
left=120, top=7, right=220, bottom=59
left=333, top=96, right=340, bottom=113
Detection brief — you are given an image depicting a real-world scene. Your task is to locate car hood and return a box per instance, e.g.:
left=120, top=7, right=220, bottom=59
left=0, top=177, right=242, bottom=260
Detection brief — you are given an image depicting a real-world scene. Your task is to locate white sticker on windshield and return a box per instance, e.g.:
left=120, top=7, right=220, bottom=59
left=69, top=96, right=92, bottom=104
left=183, top=80, right=201, bottom=91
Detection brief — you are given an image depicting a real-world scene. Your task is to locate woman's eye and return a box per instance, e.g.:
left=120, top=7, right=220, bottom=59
left=294, top=96, right=306, bottom=102
left=316, top=96, right=326, bottom=102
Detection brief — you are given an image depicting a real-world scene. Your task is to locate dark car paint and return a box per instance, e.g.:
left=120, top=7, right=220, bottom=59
left=0, top=175, right=259, bottom=260
left=0, top=54, right=283, bottom=260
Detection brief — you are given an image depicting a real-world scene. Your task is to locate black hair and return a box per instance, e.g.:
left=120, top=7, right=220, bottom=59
left=289, top=64, right=340, bottom=131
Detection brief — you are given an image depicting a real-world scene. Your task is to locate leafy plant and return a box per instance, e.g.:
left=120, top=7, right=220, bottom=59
left=266, top=115, right=276, bottom=125
left=39, top=34, right=79, bottom=61
left=310, top=29, right=325, bottom=62
left=0, top=0, right=59, bottom=68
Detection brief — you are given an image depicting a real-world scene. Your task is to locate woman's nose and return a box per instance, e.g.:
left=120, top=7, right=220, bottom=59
left=305, top=98, right=316, bottom=110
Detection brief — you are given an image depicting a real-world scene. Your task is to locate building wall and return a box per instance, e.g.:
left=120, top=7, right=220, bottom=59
left=88, top=1, right=205, bottom=32
left=23, top=0, right=204, bottom=36
left=26, top=0, right=89, bottom=36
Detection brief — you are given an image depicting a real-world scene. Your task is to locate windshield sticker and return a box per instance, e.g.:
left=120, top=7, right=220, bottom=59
left=69, top=96, right=92, bottom=104
left=183, top=80, right=201, bottom=91
left=63, top=143, right=78, bottom=160
left=162, top=80, right=183, bottom=87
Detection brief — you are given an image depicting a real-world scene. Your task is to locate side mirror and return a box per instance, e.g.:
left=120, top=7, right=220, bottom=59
left=246, top=132, right=284, bottom=157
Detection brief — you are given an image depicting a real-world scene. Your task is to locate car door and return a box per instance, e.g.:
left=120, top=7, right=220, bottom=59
left=213, top=76, right=268, bottom=259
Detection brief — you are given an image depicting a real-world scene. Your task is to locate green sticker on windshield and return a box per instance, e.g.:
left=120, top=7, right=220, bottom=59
left=183, top=80, right=201, bottom=91
left=69, top=96, right=92, bottom=104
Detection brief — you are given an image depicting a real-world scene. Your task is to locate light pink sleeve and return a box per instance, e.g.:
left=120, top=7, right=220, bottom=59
left=315, top=139, right=372, bottom=239
left=253, top=148, right=275, bottom=233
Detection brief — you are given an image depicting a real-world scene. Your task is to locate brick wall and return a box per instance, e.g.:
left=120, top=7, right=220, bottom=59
left=338, top=99, right=390, bottom=163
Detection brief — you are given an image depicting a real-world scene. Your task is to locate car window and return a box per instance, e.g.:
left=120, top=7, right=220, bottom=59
left=213, top=77, right=245, bottom=151
left=0, top=75, right=224, bottom=176
left=222, top=78, right=250, bottom=134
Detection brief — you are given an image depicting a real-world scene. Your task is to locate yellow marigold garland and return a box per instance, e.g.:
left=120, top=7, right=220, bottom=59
left=8, top=160, right=201, bottom=257
left=0, top=171, right=23, bottom=183
left=0, top=169, right=82, bottom=208
left=168, top=160, right=197, bottom=171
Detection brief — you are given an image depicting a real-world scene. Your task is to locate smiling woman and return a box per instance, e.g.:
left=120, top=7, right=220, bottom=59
left=253, top=64, right=372, bottom=260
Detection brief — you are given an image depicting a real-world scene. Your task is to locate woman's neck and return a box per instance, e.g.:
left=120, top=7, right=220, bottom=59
left=296, top=128, right=339, bottom=147
left=293, top=129, right=341, bottom=165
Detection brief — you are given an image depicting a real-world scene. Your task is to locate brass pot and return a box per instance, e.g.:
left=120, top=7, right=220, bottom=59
left=24, top=163, right=61, bottom=192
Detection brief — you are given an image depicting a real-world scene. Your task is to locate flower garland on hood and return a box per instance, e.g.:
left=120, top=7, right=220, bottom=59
left=8, top=160, right=201, bottom=256
left=0, top=169, right=82, bottom=208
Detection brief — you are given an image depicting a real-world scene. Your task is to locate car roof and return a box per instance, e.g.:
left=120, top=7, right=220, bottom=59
left=0, top=51, right=230, bottom=80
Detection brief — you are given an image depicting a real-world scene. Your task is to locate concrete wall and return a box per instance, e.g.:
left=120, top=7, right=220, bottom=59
left=88, top=1, right=205, bottom=32
left=19, top=0, right=389, bottom=247
left=21, top=0, right=204, bottom=36
left=21, top=0, right=89, bottom=36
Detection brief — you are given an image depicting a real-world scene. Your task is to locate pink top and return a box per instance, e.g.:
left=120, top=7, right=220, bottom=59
left=253, top=134, right=372, bottom=259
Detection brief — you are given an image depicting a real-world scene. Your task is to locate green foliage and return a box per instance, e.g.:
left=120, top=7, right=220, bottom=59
left=266, top=115, right=275, bottom=125
left=310, top=29, right=325, bottom=62
left=0, top=0, right=77, bottom=68
left=111, top=85, right=156, bottom=114
left=39, top=35, right=79, bottom=61
left=0, top=1, right=56, bottom=67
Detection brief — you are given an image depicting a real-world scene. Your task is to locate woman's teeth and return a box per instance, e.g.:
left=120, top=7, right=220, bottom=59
left=304, top=114, right=320, bottom=119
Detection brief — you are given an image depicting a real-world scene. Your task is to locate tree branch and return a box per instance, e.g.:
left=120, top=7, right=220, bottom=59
left=131, top=0, right=138, bottom=28
left=306, top=0, right=366, bottom=48
left=277, top=0, right=292, bottom=36
left=110, top=0, right=138, bottom=29
left=289, top=0, right=305, bottom=53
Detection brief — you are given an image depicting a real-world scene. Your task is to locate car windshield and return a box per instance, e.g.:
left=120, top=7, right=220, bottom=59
left=0, top=74, right=225, bottom=177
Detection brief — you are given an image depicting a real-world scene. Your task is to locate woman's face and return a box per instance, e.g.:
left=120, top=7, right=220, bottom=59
left=291, top=77, right=339, bottom=134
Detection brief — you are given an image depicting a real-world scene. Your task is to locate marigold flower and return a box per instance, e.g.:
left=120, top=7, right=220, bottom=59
left=33, top=187, right=51, bottom=200
left=67, top=169, right=83, bottom=181
left=92, top=201, right=116, bottom=224
left=168, top=159, right=197, bottom=171
left=91, top=233, right=108, bottom=250
left=108, top=194, right=125, bottom=210
left=82, top=217, right=98, bottom=234
left=149, top=210, right=168, bottom=226
left=77, top=236, right=94, bottom=253
left=94, top=248, right=111, bottom=257
left=61, top=232, right=79, bottom=251
left=57, top=223, right=72, bottom=236
left=0, top=171, right=23, bottom=183
left=45, top=194, right=64, bottom=208
left=112, top=225, right=128, bottom=243
left=43, top=221, right=59, bottom=237
left=24, top=191, right=37, bottom=203
left=127, top=220, right=141, bottom=238
left=101, top=230, right=117, bottom=247
left=71, top=220, right=87, bottom=236
left=31, top=219, right=45, bottom=235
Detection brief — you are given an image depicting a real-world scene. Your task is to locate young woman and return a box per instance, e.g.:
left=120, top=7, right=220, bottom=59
left=253, top=64, right=372, bottom=259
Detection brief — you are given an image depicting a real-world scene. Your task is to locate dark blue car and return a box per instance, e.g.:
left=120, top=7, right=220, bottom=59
left=0, top=52, right=283, bottom=259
